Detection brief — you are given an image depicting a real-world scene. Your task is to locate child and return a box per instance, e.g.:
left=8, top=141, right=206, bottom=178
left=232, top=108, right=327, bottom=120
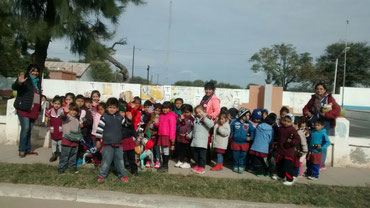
left=261, top=109, right=268, bottom=121
left=75, top=95, right=93, bottom=143
left=48, top=96, right=63, bottom=162
left=156, top=101, right=177, bottom=173
left=249, top=114, right=276, bottom=176
left=146, top=103, right=162, bottom=169
left=90, top=90, right=101, bottom=113
left=190, top=105, right=214, bottom=174
left=142, top=100, right=154, bottom=128
left=276, top=114, right=301, bottom=186
left=306, top=119, right=331, bottom=180
left=230, top=108, right=255, bottom=173
left=127, top=96, right=143, bottom=131
left=175, top=104, right=194, bottom=169
left=75, top=95, right=93, bottom=165
left=293, top=116, right=308, bottom=178
left=249, top=109, right=262, bottom=128
left=173, top=98, right=183, bottom=117
left=39, top=95, right=50, bottom=126
left=96, top=98, right=128, bottom=183
left=120, top=103, right=140, bottom=176
left=210, top=113, right=230, bottom=171
left=277, top=107, right=289, bottom=127
left=58, top=102, right=83, bottom=174
left=91, top=102, right=106, bottom=166
left=63, top=93, right=75, bottom=114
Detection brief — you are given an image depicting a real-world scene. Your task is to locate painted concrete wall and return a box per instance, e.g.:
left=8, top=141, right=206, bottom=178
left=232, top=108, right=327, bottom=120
left=41, top=79, right=141, bottom=102
left=340, top=87, right=370, bottom=109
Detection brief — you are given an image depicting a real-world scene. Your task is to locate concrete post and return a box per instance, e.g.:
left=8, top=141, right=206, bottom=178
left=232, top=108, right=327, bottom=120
left=332, top=117, right=351, bottom=167
left=263, top=84, right=273, bottom=112
left=5, top=98, right=20, bottom=145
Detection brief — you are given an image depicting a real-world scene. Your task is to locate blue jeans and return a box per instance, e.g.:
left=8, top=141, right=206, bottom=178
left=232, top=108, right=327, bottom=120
left=58, top=145, right=78, bottom=172
left=99, top=145, right=127, bottom=178
left=17, top=114, right=35, bottom=153
left=217, top=153, right=224, bottom=164
left=232, top=150, right=247, bottom=168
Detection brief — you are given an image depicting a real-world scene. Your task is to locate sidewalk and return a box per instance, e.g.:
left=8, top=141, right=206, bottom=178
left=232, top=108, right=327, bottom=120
left=1, top=144, right=370, bottom=187
left=0, top=183, right=301, bottom=208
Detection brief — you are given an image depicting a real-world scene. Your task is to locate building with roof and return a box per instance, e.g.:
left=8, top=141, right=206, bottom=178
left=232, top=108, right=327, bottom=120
left=45, top=61, right=93, bottom=81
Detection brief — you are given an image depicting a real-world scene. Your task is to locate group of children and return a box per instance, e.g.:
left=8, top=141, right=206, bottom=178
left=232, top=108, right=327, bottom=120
left=44, top=91, right=330, bottom=185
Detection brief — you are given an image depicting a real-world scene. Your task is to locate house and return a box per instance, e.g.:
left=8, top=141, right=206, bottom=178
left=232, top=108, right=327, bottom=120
left=45, top=61, right=93, bottom=81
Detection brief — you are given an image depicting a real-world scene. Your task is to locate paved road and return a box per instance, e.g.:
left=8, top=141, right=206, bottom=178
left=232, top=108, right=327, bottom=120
left=0, top=196, right=135, bottom=208
left=348, top=117, right=370, bottom=139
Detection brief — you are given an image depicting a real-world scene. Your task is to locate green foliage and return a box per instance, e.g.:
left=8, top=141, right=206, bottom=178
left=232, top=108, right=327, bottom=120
left=90, top=61, right=114, bottom=82
left=174, top=79, right=241, bottom=89
left=129, top=76, right=150, bottom=84
left=316, top=42, right=370, bottom=93
left=249, top=43, right=314, bottom=90
left=2, top=0, right=144, bottom=79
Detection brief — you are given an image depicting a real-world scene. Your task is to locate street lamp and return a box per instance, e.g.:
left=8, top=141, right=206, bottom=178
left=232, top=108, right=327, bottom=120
left=333, top=47, right=350, bottom=94
left=341, top=45, right=349, bottom=107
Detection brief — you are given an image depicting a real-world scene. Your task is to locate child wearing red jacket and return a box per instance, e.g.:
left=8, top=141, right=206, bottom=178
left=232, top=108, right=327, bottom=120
left=276, top=114, right=301, bottom=186
left=155, top=101, right=177, bottom=173
left=126, top=96, right=143, bottom=131
left=48, top=96, right=64, bottom=162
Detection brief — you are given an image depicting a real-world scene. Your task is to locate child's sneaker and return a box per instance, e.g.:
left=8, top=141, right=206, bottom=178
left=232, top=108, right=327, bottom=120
left=72, top=168, right=79, bottom=174
left=97, top=177, right=104, bottom=183
left=121, top=176, right=128, bottom=183
left=319, top=166, right=326, bottom=171
left=58, top=169, right=65, bottom=175
left=180, top=162, right=191, bottom=169
left=197, top=167, right=205, bottom=174
left=191, top=165, right=199, bottom=172
left=233, top=167, right=239, bottom=173
left=145, top=161, right=151, bottom=168
left=154, top=161, right=161, bottom=169
left=238, top=167, right=244, bottom=174
left=175, top=161, right=183, bottom=168
left=283, top=181, right=294, bottom=186
left=307, top=176, right=318, bottom=181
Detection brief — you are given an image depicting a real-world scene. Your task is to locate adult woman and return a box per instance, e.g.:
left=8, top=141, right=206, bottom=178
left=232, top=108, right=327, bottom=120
left=200, top=82, right=220, bottom=120
left=303, top=83, right=340, bottom=169
left=12, top=64, right=42, bottom=158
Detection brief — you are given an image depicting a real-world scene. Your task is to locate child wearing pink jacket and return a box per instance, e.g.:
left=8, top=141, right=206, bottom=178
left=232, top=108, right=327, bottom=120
left=155, top=101, right=177, bottom=173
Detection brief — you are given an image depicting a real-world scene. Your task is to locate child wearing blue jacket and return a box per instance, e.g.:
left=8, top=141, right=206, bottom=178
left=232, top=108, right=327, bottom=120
left=249, top=113, right=276, bottom=176
left=230, top=108, right=255, bottom=173
left=306, top=119, right=331, bottom=180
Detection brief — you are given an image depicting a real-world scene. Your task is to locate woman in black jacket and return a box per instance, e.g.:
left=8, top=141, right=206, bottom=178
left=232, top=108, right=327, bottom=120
left=12, top=64, right=42, bottom=158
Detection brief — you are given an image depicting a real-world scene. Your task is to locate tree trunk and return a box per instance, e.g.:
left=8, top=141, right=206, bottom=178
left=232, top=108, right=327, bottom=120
left=106, top=55, right=130, bottom=82
left=32, top=37, right=50, bottom=84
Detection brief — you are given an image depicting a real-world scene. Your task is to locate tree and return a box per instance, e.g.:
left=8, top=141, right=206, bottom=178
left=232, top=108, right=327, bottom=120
left=249, top=43, right=314, bottom=90
left=174, top=79, right=242, bottom=89
left=6, top=0, right=143, bottom=81
left=129, top=76, right=149, bottom=84
left=316, top=42, right=370, bottom=93
left=90, top=61, right=115, bottom=82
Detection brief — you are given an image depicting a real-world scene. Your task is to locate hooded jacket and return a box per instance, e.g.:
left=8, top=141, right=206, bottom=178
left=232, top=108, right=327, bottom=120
left=212, top=121, right=230, bottom=150
left=190, top=116, right=214, bottom=149
left=309, top=128, right=331, bottom=153
left=250, top=123, right=274, bottom=154
left=277, top=125, right=300, bottom=157
left=157, top=111, right=178, bottom=141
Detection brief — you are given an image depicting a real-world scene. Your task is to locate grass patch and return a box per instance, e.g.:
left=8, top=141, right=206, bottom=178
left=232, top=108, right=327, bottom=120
left=0, top=162, right=369, bottom=207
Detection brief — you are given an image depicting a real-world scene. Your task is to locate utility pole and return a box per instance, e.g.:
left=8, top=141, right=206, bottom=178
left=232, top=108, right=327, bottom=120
left=131, top=45, right=135, bottom=78
left=165, top=0, right=173, bottom=84
left=147, top=65, right=150, bottom=85
left=341, top=20, right=349, bottom=107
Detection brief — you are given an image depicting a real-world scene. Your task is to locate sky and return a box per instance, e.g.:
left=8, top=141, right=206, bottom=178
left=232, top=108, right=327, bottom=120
left=47, top=0, right=370, bottom=87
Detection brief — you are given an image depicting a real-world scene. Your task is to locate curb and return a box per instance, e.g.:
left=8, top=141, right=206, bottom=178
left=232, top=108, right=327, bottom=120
left=0, top=183, right=302, bottom=208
